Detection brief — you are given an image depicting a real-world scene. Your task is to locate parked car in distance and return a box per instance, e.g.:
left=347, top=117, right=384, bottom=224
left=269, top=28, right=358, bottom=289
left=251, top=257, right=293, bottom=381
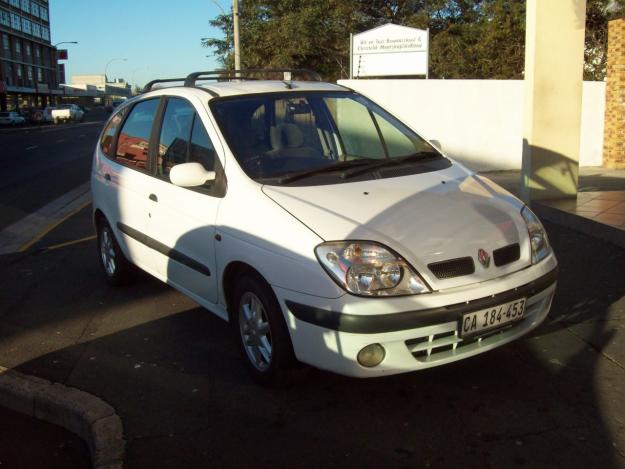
left=0, top=111, right=26, bottom=125
left=42, top=107, right=56, bottom=123
left=52, top=103, right=85, bottom=123
left=92, top=69, right=558, bottom=384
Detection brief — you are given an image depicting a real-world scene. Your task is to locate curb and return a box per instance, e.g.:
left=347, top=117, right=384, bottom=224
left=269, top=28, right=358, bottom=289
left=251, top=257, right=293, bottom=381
left=0, top=366, right=125, bottom=468
left=533, top=202, right=625, bottom=249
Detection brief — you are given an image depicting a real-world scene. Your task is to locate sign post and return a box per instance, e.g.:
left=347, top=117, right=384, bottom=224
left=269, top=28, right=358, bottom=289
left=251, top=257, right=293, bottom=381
left=351, top=24, right=429, bottom=78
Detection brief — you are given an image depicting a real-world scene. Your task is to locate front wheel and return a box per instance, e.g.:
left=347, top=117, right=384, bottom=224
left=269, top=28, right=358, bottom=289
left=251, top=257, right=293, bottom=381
left=233, top=274, right=295, bottom=385
left=97, top=220, right=134, bottom=286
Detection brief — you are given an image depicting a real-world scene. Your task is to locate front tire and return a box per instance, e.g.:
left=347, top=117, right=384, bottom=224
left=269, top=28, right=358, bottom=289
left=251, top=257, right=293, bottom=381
left=97, top=220, right=134, bottom=286
left=233, top=274, right=295, bottom=385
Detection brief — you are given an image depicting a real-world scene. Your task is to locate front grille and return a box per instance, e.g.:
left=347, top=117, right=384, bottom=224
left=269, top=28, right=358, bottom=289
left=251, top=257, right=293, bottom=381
left=493, top=243, right=520, bottom=267
left=428, top=257, right=475, bottom=279
left=405, top=293, right=550, bottom=363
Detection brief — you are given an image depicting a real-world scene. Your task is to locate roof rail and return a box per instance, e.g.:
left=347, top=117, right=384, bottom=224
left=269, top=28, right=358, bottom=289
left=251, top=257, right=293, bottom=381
left=143, top=78, right=187, bottom=93
left=183, top=68, right=322, bottom=87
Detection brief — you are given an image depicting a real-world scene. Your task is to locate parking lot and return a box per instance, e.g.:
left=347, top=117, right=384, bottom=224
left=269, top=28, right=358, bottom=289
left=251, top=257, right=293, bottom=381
left=0, top=119, right=624, bottom=467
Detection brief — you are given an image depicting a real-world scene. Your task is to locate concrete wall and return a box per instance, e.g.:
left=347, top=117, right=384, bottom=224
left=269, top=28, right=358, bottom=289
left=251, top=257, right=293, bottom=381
left=338, top=79, right=605, bottom=171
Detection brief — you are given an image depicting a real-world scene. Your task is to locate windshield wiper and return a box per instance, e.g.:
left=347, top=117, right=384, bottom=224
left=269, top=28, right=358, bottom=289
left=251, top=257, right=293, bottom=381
left=275, top=159, right=379, bottom=184
left=339, top=151, right=441, bottom=179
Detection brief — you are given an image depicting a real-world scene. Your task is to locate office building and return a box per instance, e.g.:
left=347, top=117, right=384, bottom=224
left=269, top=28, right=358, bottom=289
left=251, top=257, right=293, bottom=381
left=0, top=0, right=61, bottom=111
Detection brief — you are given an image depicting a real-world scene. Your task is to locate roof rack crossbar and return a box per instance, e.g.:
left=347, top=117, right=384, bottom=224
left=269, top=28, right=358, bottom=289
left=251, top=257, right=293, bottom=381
left=183, top=68, right=322, bottom=87
left=143, top=78, right=187, bottom=93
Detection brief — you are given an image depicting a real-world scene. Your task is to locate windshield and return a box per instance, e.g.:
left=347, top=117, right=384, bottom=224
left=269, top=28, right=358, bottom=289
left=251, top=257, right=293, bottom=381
left=211, top=91, right=449, bottom=185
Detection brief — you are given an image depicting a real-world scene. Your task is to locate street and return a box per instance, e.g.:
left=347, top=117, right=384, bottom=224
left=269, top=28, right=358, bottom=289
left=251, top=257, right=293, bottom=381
left=0, top=121, right=624, bottom=468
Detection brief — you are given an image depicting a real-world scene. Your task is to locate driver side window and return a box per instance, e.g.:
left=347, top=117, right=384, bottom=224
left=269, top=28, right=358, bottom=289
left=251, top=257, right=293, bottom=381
left=157, top=97, right=217, bottom=178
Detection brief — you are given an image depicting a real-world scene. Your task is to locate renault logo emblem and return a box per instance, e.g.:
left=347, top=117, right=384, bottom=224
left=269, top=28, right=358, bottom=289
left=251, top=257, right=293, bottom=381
left=478, top=249, right=491, bottom=268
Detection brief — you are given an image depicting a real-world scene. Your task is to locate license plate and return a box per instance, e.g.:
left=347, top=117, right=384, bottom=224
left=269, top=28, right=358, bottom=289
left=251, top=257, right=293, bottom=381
left=459, top=298, right=526, bottom=338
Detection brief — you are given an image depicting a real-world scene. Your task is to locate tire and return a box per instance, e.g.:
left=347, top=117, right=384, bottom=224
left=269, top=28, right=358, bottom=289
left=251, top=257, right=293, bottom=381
left=233, top=273, right=295, bottom=385
left=97, top=220, right=134, bottom=286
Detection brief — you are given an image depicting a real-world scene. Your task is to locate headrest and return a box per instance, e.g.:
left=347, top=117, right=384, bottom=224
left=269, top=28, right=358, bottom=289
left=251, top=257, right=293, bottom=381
left=271, top=123, right=304, bottom=149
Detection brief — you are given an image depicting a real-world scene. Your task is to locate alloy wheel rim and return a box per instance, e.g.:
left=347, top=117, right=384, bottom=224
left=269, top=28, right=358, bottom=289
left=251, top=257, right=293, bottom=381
left=238, top=291, right=272, bottom=372
left=100, top=228, right=116, bottom=276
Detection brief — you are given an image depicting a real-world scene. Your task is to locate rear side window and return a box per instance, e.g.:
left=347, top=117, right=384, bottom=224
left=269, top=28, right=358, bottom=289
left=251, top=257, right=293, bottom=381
left=157, top=98, right=195, bottom=177
left=116, top=99, right=159, bottom=170
left=100, top=108, right=127, bottom=158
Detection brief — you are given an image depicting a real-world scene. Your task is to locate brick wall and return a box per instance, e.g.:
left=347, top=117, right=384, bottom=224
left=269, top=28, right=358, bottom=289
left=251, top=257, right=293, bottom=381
left=604, top=18, right=625, bottom=169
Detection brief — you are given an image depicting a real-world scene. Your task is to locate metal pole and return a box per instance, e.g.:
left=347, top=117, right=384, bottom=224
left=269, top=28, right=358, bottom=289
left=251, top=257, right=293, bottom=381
left=233, top=0, right=241, bottom=74
left=425, top=28, right=429, bottom=80
left=349, top=33, right=353, bottom=79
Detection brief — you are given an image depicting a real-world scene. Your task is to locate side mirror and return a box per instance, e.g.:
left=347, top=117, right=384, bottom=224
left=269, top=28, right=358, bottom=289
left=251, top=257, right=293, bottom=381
left=429, top=139, right=442, bottom=151
left=170, top=162, right=216, bottom=187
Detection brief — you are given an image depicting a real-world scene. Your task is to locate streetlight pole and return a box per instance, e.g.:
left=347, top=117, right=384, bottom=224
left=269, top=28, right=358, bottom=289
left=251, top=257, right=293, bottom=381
left=104, top=57, right=127, bottom=83
left=206, top=0, right=241, bottom=72
left=232, top=0, right=240, bottom=72
left=53, top=41, right=78, bottom=48
left=104, top=58, right=127, bottom=106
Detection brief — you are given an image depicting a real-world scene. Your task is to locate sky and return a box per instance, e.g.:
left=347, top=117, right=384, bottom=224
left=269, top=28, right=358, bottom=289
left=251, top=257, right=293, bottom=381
left=49, top=0, right=227, bottom=88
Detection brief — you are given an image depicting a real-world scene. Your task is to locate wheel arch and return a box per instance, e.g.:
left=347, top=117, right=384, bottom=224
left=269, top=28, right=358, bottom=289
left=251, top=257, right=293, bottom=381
left=221, top=261, right=269, bottom=322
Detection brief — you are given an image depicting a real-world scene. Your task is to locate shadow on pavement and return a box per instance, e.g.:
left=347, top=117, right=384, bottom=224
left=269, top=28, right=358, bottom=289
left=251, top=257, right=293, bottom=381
left=1, top=220, right=622, bottom=467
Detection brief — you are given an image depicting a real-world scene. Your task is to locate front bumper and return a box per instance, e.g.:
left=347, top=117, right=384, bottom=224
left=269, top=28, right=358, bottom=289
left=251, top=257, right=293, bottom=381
left=274, top=255, right=558, bottom=377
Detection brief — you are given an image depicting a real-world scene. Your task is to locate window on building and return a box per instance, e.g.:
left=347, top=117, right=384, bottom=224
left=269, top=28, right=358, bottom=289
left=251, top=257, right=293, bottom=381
left=27, top=65, right=32, bottom=82
left=21, top=18, right=31, bottom=35
left=36, top=67, right=42, bottom=82
left=116, top=99, right=159, bottom=170
left=16, top=64, right=22, bottom=77
left=20, top=0, right=29, bottom=14
left=157, top=98, right=195, bottom=177
left=0, top=9, right=9, bottom=27
left=10, top=12, right=21, bottom=30
left=30, top=1, right=38, bottom=17
left=14, top=40, right=21, bottom=54
left=25, top=42, right=31, bottom=56
left=2, top=34, right=8, bottom=50
left=32, top=22, right=40, bottom=38
left=9, top=0, right=19, bottom=7
left=3, top=61, right=12, bottom=85
left=41, top=26, right=49, bottom=40
left=34, top=45, right=40, bottom=58
left=39, top=6, right=47, bottom=21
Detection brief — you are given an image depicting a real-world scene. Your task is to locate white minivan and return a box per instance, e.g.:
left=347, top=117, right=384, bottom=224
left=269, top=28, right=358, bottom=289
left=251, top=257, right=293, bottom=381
left=91, top=70, right=558, bottom=384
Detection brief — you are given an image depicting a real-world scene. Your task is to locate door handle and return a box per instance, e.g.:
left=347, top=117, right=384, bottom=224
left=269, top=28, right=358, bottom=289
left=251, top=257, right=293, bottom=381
left=149, top=193, right=158, bottom=202
left=104, top=173, right=111, bottom=181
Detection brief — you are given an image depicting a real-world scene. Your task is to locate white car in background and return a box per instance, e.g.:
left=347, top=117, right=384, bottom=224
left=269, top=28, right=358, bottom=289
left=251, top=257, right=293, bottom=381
left=51, top=103, right=85, bottom=123
left=0, top=111, right=25, bottom=125
left=91, top=69, right=558, bottom=384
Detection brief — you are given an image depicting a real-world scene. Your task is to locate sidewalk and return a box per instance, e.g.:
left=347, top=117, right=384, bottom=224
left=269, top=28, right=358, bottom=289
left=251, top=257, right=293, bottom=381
left=483, top=166, right=625, bottom=247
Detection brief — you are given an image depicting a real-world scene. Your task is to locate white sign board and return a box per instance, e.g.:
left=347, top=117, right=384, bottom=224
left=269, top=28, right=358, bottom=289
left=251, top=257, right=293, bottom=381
left=351, top=24, right=429, bottom=78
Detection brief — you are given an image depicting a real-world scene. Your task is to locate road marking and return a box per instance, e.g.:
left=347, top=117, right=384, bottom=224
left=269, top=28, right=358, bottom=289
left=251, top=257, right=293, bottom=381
left=56, top=139, right=66, bottom=143
left=0, top=182, right=92, bottom=255
left=25, top=145, right=38, bottom=150
left=19, top=200, right=91, bottom=252
left=44, top=234, right=96, bottom=251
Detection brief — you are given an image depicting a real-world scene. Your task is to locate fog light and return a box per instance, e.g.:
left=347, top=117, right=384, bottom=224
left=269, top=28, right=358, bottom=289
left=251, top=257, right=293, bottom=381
left=357, top=343, right=386, bottom=367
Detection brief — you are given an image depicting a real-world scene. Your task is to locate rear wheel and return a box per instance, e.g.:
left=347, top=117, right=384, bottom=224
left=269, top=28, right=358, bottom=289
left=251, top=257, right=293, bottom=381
left=97, top=220, right=134, bottom=286
left=233, top=274, right=295, bottom=385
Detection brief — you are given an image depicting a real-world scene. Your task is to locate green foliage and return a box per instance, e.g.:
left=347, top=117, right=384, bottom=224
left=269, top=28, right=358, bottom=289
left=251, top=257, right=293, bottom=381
left=201, top=0, right=625, bottom=81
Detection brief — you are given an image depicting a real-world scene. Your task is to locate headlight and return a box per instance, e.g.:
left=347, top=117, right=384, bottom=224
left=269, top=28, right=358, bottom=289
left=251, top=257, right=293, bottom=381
left=315, top=241, right=430, bottom=297
left=521, top=206, right=551, bottom=264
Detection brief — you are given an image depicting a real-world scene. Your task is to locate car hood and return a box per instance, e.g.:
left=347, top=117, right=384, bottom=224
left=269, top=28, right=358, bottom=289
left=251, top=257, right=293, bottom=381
left=262, top=165, right=532, bottom=290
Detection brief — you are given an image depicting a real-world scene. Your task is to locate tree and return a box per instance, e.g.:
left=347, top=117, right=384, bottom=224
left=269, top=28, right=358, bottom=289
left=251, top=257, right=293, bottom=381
left=202, top=0, right=625, bottom=82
